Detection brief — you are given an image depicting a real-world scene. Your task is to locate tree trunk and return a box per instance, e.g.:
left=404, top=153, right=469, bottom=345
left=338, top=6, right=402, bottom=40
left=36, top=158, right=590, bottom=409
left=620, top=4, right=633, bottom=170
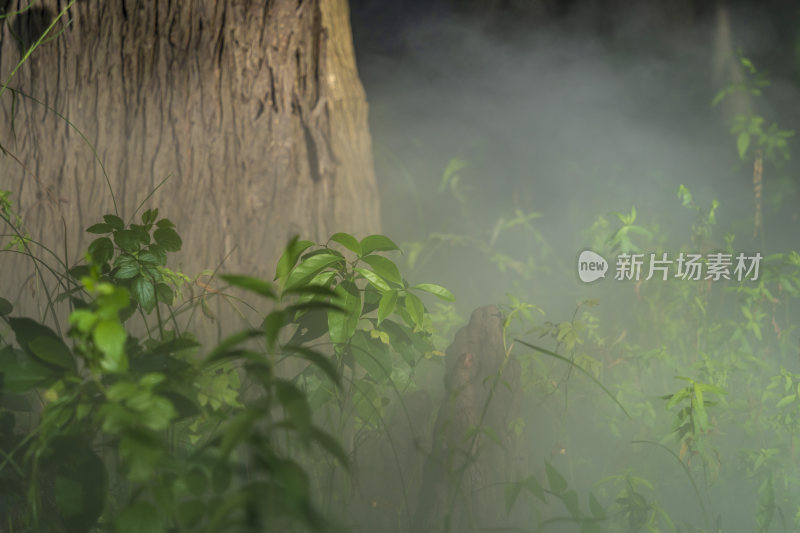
left=0, top=0, right=380, bottom=332
left=413, top=305, right=521, bottom=533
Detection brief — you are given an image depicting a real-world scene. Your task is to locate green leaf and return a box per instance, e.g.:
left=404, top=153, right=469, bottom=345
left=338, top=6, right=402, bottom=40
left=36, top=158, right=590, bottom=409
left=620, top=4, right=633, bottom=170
left=114, top=229, right=142, bottom=253
left=665, top=388, right=690, bottom=410
left=155, top=218, right=175, bottom=229
left=148, top=244, right=167, bottom=265
left=737, top=131, right=751, bottom=160
left=70, top=310, right=97, bottom=334
left=283, top=282, right=337, bottom=300
left=147, top=336, right=200, bottom=358
left=103, top=214, right=124, bottom=230
left=696, top=382, right=728, bottom=396
left=142, top=208, right=158, bottom=225
left=130, top=224, right=151, bottom=246
left=0, top=345, right=57, bottom=392
left=562, top=489, right=580, bottom=518
left=355, top=267, right=391, bottom=293
left=329, top=232, right=362, bottom=255
left=155, top=283, right=174, bottom=305
left=516, top=339, right=631, bottom=418
left=276, top=379, right=312, bottom=435
left=522, top=475, right=546, bottom=502
left=441, top=157, right=468, bottom=191
left=545, top=460, right=567, bottom=495
left=141, top=265, right=162, bottom=283
left=263, top=310, right=286, bottom=351
left=9, top=318, right=74, bottom=371
left=286, top=308, right=330, bottom=345
left=377, top=290, right=398, bottom=325
left=132, top=277, right=156, bottom=313
left=327, top=281, right=361, bottom=345
left=114, top=229, right=141, bottom=253
left=139, top=396, right=177, bottom=431
left=113, top=254, right=139, bottom=280
left=53, top=438, right=107, bottom=533
left=589, top=492, right=605, bottom=518
left=98, top=402, right=135, bottom=434
left=220, top=274, right=276, bottom=299
left=360, top=234, right=400, bottom=255
left=693, top=398, right=709, bottom=432
left=776, top=394, right=796, bottom=408
left=284, top=344, right=340, bottom=386
left=139, top=372, right=166, bottom=388
left=29, top=336, right=74, bottom=371
left=153, top=227, right=182, bottom=252
left=275, top=237, right=315, bottom=280
left=96, top=288, right=131, bottom=321
left=479, top=425, right=505, bottom=449
left=412, top=283, right=455, bottom=301
left=88, top=237, right=114, bottom=265
left=204, top=329, right=263, bottom=363
left=273, top=460, right=312, bottom=502
left=220, top=409, right=259, bottom=458
left=360, top=255, right=403, bottom=285
left=137, top=251, right=159, bottom=265
left=287, top=301, right=347, bottom=317
left=86, top=223, right=114, bottom=234
left=284, top=252, right=343, bottom=292
left=350, top=330, right=392, bottom=382
left=505, top=482, right=523, bottom=514
left=404, top=293, right=425, bottom=328
left=93, top=319, right=127, bottom=372
left=310, top=426, right=349, bottom=467
left=0, top=297, right=12, bottom=315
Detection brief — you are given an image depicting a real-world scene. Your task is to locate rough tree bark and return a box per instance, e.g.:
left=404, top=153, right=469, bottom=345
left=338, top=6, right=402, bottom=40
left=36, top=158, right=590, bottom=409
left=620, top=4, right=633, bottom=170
left=348, top=305, right=521, bottom=533
left=412, top=305, right=521, bottom=533
left=0, top=0, right=380, bottom=332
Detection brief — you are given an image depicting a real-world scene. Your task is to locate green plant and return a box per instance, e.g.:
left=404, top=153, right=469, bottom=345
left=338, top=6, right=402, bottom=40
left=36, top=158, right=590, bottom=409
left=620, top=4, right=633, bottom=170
left=505, top=460, right=607, bottom=533
left=0, top=203, right=360, bottom=531
left=596, top=471, right=675, bottom=533
left=711, top=54, right=795, bottom=164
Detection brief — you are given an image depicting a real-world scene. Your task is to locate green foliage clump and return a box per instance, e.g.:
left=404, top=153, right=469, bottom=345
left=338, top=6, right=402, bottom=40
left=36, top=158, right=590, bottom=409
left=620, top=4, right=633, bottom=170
left=0, top=187, right=459, bottom=532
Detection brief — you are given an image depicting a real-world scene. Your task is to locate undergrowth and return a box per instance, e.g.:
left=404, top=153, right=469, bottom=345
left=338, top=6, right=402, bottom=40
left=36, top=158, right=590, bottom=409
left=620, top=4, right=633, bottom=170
left=1, top=8, right=800, bottom=532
